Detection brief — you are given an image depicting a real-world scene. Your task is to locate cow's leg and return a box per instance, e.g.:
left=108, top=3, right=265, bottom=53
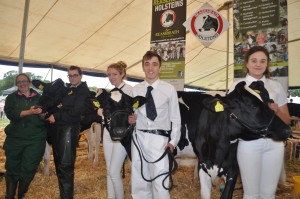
left=193, top=159, right=199, bottom=179
left=199, top=168, right=212, bottom=199
left=220, top=142, right=239, bottom=199
left=220, top=172, right=237, bottom=199
left=93, top=123, right=102, bottom=166
left=85, top=126, right=93, bottom=161
left=43, top=141, right=51, bottom=175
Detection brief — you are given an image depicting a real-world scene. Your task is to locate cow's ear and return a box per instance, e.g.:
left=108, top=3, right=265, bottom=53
left=235, top=81, right=246, bottom=92
left=132, top=96, right=147, bottom=109
left=32, top=79, right=46, bottom=91
left=55, top=78, right=65, bottom=85
left=89, top=91, right=96, bottom=97
left=202, top=97, right=225, bottom=112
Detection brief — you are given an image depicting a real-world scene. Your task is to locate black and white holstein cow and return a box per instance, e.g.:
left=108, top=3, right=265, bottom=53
left=33, top=79, right=145, bottom=171
left=97, top=87, right=146, bottom=160
left=178, top=81, right=291, bottom=199
left=32, top=79, right=103, bottom=171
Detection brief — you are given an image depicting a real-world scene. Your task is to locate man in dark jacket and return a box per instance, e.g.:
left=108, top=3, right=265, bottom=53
left=47, top=66, right=90, bottom=199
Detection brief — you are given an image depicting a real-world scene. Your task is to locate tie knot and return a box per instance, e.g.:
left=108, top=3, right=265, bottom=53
left=147, top=86, right=153, bottom=92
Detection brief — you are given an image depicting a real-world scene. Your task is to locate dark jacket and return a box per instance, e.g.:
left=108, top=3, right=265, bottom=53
left=53, top=82, right=90, bottom=125
left=4, top=89, right=46, bottom=140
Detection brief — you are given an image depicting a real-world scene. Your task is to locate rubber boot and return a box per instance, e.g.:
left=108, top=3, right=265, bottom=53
left=5, top=180, right=18, bottom=199
left=52, top=125, right=79, bottom=199
left=18, top=181, right=30, bottom=199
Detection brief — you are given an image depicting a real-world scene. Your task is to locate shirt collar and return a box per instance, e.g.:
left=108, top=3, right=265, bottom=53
left=17, top=88, right=37, bottom=98
left=245, top=74, right=266, bottom=84
left=117, top=82, right=125, bottom=89
left=70, top=82, right=82, bottom=88
left=144, top=79, right=159, bottom=90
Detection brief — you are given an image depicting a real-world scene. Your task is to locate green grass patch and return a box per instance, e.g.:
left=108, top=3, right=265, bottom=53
left=0, top=119, right=9, bottom=129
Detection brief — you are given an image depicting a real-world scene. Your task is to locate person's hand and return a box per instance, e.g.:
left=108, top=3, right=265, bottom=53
left=165, top=143, right=174, bottom=153
left=128, top=114, right=137, bottom=124
left=30, top=106, right=43, bottom=115
left=46, top=114, right=55, bottom=124
left=268, top=102, right=279, bottom=113
left=97, top=108, right=103, bottom=116
left=39, top=112, right=47, bottom=119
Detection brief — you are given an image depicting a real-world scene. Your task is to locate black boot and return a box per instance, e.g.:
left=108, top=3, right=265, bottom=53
left=18, top=181, right=30, bottom=199
left=5, top=180, right=17, bottom=199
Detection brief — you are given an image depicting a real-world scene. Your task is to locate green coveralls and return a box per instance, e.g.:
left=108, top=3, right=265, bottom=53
left=4, top=89, right=46, bottom=184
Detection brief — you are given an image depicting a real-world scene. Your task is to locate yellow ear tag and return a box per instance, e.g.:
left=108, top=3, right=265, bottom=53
left=93, top=101, right=100, bottom=108
left=254, top=89, right=261, bottom=94
left=68, top=90, right=73, bottom=95
left=215, top=101, right=224, bottom=112
left=132, top=101, right=139, bottom=109
left=38, top=84, right=44, bottom=90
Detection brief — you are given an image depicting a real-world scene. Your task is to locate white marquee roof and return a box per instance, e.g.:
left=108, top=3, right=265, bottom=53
left=0, top=0, right=299, bottom=90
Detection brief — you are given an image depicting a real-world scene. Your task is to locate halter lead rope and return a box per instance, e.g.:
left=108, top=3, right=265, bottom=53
left=132, top=131, right=178, bottom=190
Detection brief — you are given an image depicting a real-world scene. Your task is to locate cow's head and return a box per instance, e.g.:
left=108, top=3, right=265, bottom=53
left=224, top=81, right=291, bottom=141
left=199, top=15, right=219, bottom=32
left=200, top=81, right=291, bottom=141
left=98, top=88, right=146, bottom=141
left=32, top=78, right=67, bottom=116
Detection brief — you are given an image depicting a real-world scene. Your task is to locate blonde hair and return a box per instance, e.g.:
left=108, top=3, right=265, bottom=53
left=107, top=61, right=127, bottom=79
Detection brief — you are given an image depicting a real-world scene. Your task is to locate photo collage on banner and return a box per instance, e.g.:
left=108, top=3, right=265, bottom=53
left=150, top=0, right=186, bottom=91
left=233, top=0, right=288, bottom=89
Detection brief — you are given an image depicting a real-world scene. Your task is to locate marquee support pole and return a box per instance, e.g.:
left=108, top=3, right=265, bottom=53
left=18, top=0, right=30, bottom=74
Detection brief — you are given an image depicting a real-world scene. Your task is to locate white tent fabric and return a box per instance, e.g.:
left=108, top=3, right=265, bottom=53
left=0, top=0, right=299, bottom=90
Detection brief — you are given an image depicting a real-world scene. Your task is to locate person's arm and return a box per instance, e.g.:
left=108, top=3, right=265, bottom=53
left=167, top=86, right=181, bottom=151
left=268, top=103, right=290, bottom=125
left=20, top=106, right=43, bottom=117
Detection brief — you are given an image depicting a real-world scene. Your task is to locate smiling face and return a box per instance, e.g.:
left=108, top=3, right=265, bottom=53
left=246, top=51, right=269, bottom=79
left=107, top=67, right=124, bottom=87
left=16, top=74, right=31, bottom=94
left=142, top=56, right=161, bottom=84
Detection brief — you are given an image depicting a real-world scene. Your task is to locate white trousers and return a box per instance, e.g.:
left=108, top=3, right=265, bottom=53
left=131, top=131, right=170, bottom=199
left=103, top=129, right=127, bottom=199
left=237, top=138, right=284, bottom=199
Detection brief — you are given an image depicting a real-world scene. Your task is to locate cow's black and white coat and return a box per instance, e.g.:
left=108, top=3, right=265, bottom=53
left=178, top=81, right=291, bottom=199
left=33, top=79, right=145, bottom=172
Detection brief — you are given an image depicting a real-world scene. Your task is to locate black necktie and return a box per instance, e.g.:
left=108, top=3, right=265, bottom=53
left=146, top=86, right=157, bottom=121
left=249, top=81, right=273, bottom=104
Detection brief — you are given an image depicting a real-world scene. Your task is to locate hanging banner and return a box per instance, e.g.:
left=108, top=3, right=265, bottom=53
left=183, top=2, right=229, bottom=47
left=233, top=0, right=288, bottom=90
left=150, top=0, right=186, bottom=91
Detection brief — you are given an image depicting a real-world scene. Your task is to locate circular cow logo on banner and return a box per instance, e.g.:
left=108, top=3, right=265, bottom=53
left=160, top=10, right=176, bottom=28
left=191, top=9, right=224, bottom=42
left=183, top=2, right=229, bottom=47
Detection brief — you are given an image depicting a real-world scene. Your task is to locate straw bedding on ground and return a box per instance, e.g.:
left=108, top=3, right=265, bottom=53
left=0, top=126, right=299, bottom=198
